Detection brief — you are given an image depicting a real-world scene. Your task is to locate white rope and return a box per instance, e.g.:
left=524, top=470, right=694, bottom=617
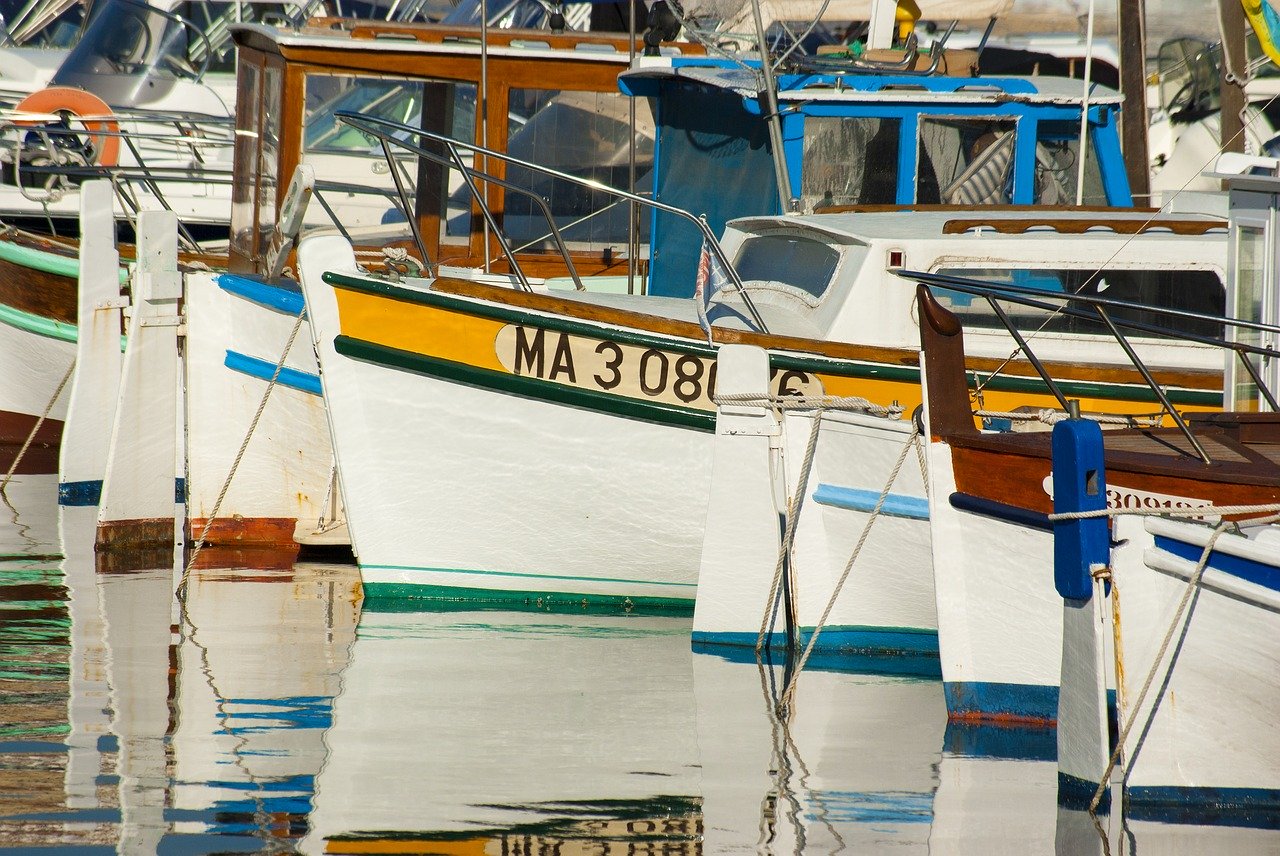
left=179, top=309, right=307, bottom=597
left=1086, top=512, right=1280, bottom=814
left=0, top=359, right=74, bottom=496
left=975, top=409, right=1164, bottom=427
left=756, top=407, right=825, bottom=651
left=1050, top=502, right=1280, bottom=521
left=713, top=392, right=903, bottom=419
left=778, top=427, right=922, bottom=711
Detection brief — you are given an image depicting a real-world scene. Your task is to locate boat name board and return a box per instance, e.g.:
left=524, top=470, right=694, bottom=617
left=1041, top=476, right=1215, bottom=518
left=494, top=324, right=823, bottom=410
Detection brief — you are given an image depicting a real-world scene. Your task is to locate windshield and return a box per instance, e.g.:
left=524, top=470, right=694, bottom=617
left=50, top=0, right=314, bottom=108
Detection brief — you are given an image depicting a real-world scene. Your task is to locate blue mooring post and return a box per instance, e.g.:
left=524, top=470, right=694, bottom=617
left=1051, top=415, right=1109, bottom=599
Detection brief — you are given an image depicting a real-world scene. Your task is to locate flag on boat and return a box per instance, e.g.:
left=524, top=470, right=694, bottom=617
left=694, top=236, right=732, bottom=343
left=1244, top=0, right=1280, bottom=67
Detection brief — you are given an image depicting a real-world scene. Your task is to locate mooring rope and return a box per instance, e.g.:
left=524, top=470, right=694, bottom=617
left=1050, top=502, right=1280, bottom=521
left=975, top=409, right=1164, bottom=427
left=1081, top=512, right=1280, bottom=814
left=713, top=391, right=904, bottom=419
left=0, top=359, right=75, bottom=498
left=756, top=406, right=826, bottom=652
left=778, top=426, right=922, bottom=711
left=179, top=309, right=308, bottom=599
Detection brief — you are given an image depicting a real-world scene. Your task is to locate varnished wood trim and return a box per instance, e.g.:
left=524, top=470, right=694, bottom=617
left=432, top=276, right=1221, bottom=391
left=942, top=217, right=1225, bottom=235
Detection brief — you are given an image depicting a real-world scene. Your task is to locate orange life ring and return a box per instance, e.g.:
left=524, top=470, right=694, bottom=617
left=13, top=86, right=120, bottom=167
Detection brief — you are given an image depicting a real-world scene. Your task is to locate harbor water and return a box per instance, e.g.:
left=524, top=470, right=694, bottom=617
left=0, top=480, right=1277, bottom=853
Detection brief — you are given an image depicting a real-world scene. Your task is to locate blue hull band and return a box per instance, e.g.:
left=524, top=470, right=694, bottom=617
left=58, top=478, right=184, bottom=506
left=58, top=480, right=102, bottom=506
left=693, top=626, right=939, bottom=657
left=813, top=483, right=930, bottom=520
left=944, top=681, right=1060, bottom=724
left=1127, top=787, right=1280, bottom=828
left=216, top=273, right=304, bottom=316
left=950, top=491, right=1053, bottom=531
left=1154, top=534, right=1280, bottom=594
left=943, top=719, right=1057, bottom=761
left=223, top=351, right=323, bottom=396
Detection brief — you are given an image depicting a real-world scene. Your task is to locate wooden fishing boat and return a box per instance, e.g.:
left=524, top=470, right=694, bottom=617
left=1052, top=416, right=1280, bottom=819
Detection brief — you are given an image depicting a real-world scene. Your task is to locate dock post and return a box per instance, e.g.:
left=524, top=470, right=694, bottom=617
left=96, top=211, right=183, bottom=567
left=58, top=180, right=124, bottom=514
left=1050, top=414, right=1113, bottom=814
left=692, top=345, right=785, bottom=653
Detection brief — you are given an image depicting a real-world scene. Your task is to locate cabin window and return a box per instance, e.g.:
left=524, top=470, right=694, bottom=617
left=932, top=267, right=1225, bottom=340
left=801, top=116, right=900, bottom=211
left=917, top=117, right=1016, bottom=205
left=256, top=63, right=283, bottom=251
left=230, top=60, right=261, bottom=259
left=302, top=74, right=476, bottom=244
left=1033, top=121, right=1106, bottom=206
left=498, top=89, right=654, bottom=250
left=734, top=233, right=840, bottom=300
left=1232, top=225, right=1267, bottom=411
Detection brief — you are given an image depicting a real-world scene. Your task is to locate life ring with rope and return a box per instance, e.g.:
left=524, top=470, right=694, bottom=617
left=12, top=86, right=121, bottom=168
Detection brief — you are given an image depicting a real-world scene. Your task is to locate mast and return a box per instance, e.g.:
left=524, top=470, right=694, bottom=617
left=1118, top=0, right=1151, bottom=202
left=1220, top=0, right=1247, bottom=160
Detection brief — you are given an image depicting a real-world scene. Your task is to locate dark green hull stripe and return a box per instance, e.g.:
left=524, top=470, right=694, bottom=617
left=361, top=581, right=695, bottom=615
left=334, top=335, right=715, bottom=431
left=325, top=272, right=1222, bottom=407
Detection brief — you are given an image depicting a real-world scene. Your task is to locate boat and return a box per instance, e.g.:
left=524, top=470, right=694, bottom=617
left=296, top=104, right=1238, bottom=610
left=29, top=17, right=693, bottom=557
left=916, top=150, right=1280, bottom=724
left=1052, top=414, right=1280, bottom=820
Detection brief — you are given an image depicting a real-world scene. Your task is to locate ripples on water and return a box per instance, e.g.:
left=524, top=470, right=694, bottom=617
left=0, top=481, right=1276, bottom=852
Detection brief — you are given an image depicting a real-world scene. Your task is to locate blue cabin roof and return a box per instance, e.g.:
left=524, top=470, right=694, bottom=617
left=623, top=60, right=1134, bottom=296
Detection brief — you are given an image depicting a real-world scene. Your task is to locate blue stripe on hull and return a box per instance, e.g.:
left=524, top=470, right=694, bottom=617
left=944, top=681, right=1060, bottom=724
left=1154, top=534, right=1280, bottom=594
left=813, top=484, right=930, bottom=520
left=949, top=492, right=1053, bottom=531
left=223, top=351, right=323, bottom=396
left=943, top=719, right=1057, bottom=761
left=216, top=273, right=304, bottom=316
left=693, top=626, right=940, bottom=675
left=58, top=478, right=185, bottom=506
left=58, top=480, right=102, bottom=506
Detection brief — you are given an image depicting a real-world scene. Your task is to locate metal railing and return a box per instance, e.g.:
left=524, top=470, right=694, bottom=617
left=333, top=110, right=771, bottom=333
left=902, top=268, right=1280, bottom=465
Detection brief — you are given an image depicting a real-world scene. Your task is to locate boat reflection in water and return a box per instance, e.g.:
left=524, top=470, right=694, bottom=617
left=0, top=496, right=1276, bottom=850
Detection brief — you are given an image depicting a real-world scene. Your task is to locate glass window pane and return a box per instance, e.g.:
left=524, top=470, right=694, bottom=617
left=499, top=89, right=653, bottom=251
left=802, top=116, right=900, bottom=210
left=734, top=233, right=841, bottom=300
left=230, top=60, right=261, bottom=258
left=1233, top=226, right=1266, bottom=411
left=1034, top=121, right=1106, bottom=206
left=917, top=117, right=1015, bottom=205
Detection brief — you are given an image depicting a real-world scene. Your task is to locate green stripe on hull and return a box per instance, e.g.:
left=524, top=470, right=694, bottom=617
left=361, top=582, right=695, bottom=615
left=325, top=272, right=1222, bottom=408
left=0, top=239, right=128, bottom=283
left=0, top=302, right=80, bottom=343
left=335, top=334, right=716, bottom=431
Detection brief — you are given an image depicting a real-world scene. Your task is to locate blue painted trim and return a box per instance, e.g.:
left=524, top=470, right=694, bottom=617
left=944, top=680, right=1059, bottom=723
left=58, top=480, right=102, bottom=507
left=1154, top=534, right=1280, bottom=594
left=813, top=483, right=929, bottom=520
left=949, top=491, right=1052, bottom=531
left=1059, top=771, right=1111, bottom=813
left=223, top=351, right=323, bottom=396
left=58, top=478, right=183, bottom=506
left=693, top=625, right=939, bottom=657
left=216, top=273, right=305, bottom=316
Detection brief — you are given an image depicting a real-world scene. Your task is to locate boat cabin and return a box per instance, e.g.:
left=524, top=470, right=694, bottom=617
left=622, top=63, right=1135, bottom=294
left=229, top=19, right=699, bottom=278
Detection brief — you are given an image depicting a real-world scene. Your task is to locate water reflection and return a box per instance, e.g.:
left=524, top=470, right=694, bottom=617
left=0, top=492, right=1276, bottom=851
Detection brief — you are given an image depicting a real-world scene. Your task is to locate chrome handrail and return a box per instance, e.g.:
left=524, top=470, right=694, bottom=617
left=901, top=268, right=1280, bottom=465
left=333, top=110, right=771, bottom=334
